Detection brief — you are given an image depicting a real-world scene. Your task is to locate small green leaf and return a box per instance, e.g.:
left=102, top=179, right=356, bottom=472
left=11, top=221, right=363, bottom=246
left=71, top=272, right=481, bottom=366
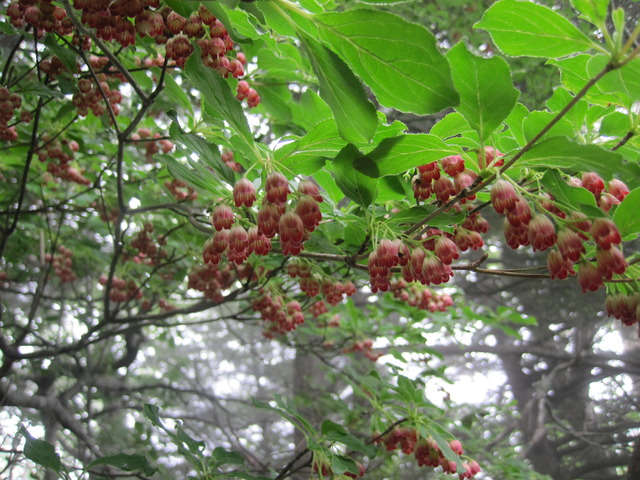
left=184, top=53, right=254, bottom=146
left=210, top=447, right=245, bottom=467
left=164, top=155, right=222, bottom=194
left=430, top=113, right=475, bottom=140
left=276, top=119, right=346, bottom=176
left=169, top=122, right=235, bottom=185
left=19, top=427, right=62, bottom=473
left=475, top=0, right=595, bottom=58
left=163, top=74, right=193, bottom=115
left=300, top=34, right=377, bottom=143
left=43, top=34, right=77, bottom=72
left=385, top=206, right=466, bottom=230
left=541, top=170, right=597, bottom=214
left=522, top=111, right=574, bottom=142
left=316, top=9, right=458, bottom=114
left=588, top=55, right=640, bottom=104
left=333, top=145, right=379, bottom=207
left=353, top=134, right=461, bottom=178
left=176, top=424, right=205, bottom=455
left=90, top=454, right=157, bottom=476
left=329, top=454, right=358, bottom=475
left=143, top=404, right=163, bottom=427
left=613, top=187, right=640, bottom=237
left=447, top=43, right=519, bottom=141
left=570, top=0, right=609, bottom=24
left=321, top=420, right=347, bottom=436
left=518, top=136, right=625, bottom=180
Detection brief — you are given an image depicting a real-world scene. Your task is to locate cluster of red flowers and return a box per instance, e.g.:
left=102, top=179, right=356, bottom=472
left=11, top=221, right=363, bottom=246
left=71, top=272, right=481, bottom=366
left=489, top=173, right=629, bottom=293
left=390, top=279, right=454, bottom=313
left=376, top=427, right=481, bottom=479
left=0, top=87, right=26, bottom=142
left=72, top=69, right=124, bottom=118
left=252, top=291, right=305, bottom=338
left=45, top=245, right=77, bottom=284
left=188, top=262, right=254, bottom=303
left=127, top=222, right=168, bottom=265
left=165, top=178, right=197, bottom=201
left=606, top=291, right=640, bottom=327
left=344, top=338, right=381, bottom=362
left=99, top=274, right=141, bottom=303
left=131, top=127, right=174, bottom=163
left=368, top=233, right=458, bottom=293
left=221, top=150, right=242, bottom=172
left=38, top=137, right=91, bottom=186
left=287, top=260, right=356, bottom=304
left=204, top=176, right=324, bottom=268
left=412, top=148, right=503, bottom=204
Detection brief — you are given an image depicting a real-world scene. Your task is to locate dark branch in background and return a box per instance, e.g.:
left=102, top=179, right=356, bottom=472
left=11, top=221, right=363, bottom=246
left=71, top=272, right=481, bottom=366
left=0, top=97, right=43, bottom=260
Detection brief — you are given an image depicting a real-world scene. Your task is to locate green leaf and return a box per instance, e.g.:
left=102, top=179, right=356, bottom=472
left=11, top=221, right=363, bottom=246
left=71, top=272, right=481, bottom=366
left=504, top=102, right=529, bottom=146
left=329, top=454, right=358, bottom=475
left=300, top=34, right=377, bottom=143
left=321, top=420, right=347, bottom=436
left=19, top=427, right=62, bottom=473
left=210, top=447, right=245, bottom=467
left=522, top=111, right=575, bottom=142
left=613, top=187, right=640, bottom=237
left=164, top=155, right=222, bottom=194
left=385, top=206, right=465, bottom=230
left=475, top=0, right=595, bottom=58
left=316, top=10, right=458, bottom=114
left=163, top=74, right=194, bottom=115
left=599, top=111, right=630, bottom=137
left=540, top=169, right=597, bottom=214
left=43, top=34, right=77, bottom=72
left=333, top=145, right=379, bottom=207
left=447, top=43, right=519, bottom=141
left=518, top=136, right=625, bottom=180
left=143, top=404, right=163, bottom=427
left=571, top=0, right=609, bottom=24
left=202, top=2, right=262, bottom=40
left=430, top=113, right=475, bottom=140
left=176, top=424, right=205, bottom=455
left=588, top=55, right=640, bottom=104
left=169, top=122, right=235, bottom=185
left=276, top=119, right=347, bottom=176
left=353, top=134, right=461, bottom=178
left=90, top=454, right=157, bottom=476
left=184, top=53, right=254, bottom=146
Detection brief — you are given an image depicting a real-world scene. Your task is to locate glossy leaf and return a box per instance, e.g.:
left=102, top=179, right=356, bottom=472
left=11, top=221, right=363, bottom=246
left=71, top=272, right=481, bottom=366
left=541, top=169, right=597, bottom=214
left=300, top=34, right=378, bottom=143
left=475, top=0, right=595, bottom=58
left=169, top=122, right=235, bottom=185
left=276, top=119, right=346, bottom=176
left=447, top=43, right=519, bottom=141
left=518, top=136, right=625, bottom=180
left=613, top=187, right=640, bottom=238
left=184, top=54, right=254, bottom=145
left=19, top=427, right=62, bottom=473
left=570, top=0, right=609, bottom=24
left=522, top=111, right=574, bottom=142
left=333, top=145, right=379, bottom=206
left=317, top=9, right=459, bottom=114
left=211, top=447, right=245, bottom=467
left=353, top=134, right=461, bottom=178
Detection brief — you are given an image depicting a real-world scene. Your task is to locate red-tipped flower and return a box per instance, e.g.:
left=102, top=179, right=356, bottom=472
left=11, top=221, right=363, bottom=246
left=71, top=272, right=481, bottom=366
left=528, top=215, right=556, bottom=251
left=590, top=218, right=621, bottom=250
left=490, top=179, right=518, bottom=214
left=233, top=178, right=256, bottom=208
